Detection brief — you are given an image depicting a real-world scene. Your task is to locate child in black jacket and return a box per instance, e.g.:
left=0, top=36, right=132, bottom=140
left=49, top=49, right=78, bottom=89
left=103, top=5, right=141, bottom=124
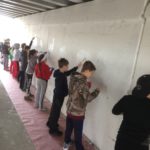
left=47, top=58, right=82, bottom=136
left=112, top=75, right=150, bottom=150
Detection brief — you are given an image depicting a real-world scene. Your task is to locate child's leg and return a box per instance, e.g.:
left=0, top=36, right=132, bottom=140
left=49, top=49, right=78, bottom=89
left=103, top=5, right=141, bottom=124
left=12, top=61, right=19, bottom=78
left=38, top=79, right=47, bottom=109
left=35, top=79, right=42, bottom=108
left=4, top=54, right=8, bottom=69
left=10, top=61, right=13, bottom=73
left=73, top=119, right=84, bottom=150
left=19, top=71, right=25, bottom=90
left=64, top=116, right=74, bottom=144
left=47, top=95, right=64, bottom=131
left=3, top=54, right=6, bottom=69
left=26, top=74, right=33, bottom=96
left=18, top=71, right=21, bottom=82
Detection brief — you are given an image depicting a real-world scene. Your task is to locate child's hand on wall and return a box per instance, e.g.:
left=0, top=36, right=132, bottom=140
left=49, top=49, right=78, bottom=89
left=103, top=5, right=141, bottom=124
left=78, top=58, right=86, bottom=68
left=32, top=37, right=35, bottom=41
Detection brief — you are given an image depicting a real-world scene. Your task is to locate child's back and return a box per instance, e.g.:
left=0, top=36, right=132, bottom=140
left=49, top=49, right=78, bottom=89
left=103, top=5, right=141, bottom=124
left=63, top=61, right=100, bottom=150
left=35, top=61, right=53, bottom=81
left=26, top=55, right=37, bottom=74
left=54, top=69, right=71, bottom=97
left=67, top=72, right=99, bottom=116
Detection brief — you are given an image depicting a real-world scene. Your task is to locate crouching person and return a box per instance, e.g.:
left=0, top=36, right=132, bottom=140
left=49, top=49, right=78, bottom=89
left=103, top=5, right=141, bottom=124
left=63, top=61, right=100, bottom=150
left=34, top=53, right=54, bottom=111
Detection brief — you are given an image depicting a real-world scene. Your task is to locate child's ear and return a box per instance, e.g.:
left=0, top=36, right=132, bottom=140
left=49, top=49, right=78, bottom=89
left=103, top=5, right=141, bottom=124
left=147, top=94, right=150, bottom=99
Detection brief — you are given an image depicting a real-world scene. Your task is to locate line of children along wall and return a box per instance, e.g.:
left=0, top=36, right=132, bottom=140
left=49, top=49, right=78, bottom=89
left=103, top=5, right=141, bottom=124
left=0, top=37, right=99, bottom=150
left=0, top=38, right=150, bottom=150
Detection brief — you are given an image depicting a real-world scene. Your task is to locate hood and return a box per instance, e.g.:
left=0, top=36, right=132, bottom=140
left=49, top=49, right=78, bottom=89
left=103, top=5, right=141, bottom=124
left=70, top=72, right=87, bottom=83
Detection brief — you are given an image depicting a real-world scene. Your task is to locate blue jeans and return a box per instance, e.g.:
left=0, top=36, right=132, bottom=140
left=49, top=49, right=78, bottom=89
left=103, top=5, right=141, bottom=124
left=64, top=115, right=84, bottom=150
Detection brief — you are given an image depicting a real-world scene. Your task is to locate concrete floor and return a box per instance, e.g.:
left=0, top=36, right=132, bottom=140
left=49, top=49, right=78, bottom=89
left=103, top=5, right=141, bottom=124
left=0, top=80, right=35, bottom=150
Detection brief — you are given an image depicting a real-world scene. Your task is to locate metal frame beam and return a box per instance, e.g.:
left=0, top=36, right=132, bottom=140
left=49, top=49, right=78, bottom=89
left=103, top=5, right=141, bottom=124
left=0, top=10, right=24, bottom=17
left=0, top=7, right=29, bottom=15
left=2, top=0, right=46, bottom=11
left=0, top=4, right=36, bottom=14
left=0, top=0, right=94, bottom=18
left=0, top=1, right=38, bottom=13
left=43, top=0, right=68, bottom=6
left=21, top=0, right=55, bottom=9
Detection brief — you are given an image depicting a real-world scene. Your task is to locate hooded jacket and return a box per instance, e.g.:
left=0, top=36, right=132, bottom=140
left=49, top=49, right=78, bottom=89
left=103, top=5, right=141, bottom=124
left=53, top=67, right=78, bottom=97
left=67, top=72, right=100, bottom=116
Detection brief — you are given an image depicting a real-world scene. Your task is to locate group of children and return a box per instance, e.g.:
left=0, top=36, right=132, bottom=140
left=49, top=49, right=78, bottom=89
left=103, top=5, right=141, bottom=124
left=1, top=37, right=150, bottom=150
left=45, top=58, right=100, bottom=150
left=0, top=38, right=100, bottom=150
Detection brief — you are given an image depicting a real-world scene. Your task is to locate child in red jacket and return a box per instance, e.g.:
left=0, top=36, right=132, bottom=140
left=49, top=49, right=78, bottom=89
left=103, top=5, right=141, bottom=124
left=35, top=53, right=54, bottom=111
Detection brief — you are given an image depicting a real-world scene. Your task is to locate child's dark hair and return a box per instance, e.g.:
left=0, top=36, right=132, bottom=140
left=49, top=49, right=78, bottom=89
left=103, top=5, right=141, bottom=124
left=81, top=61, right=96, bottom=72
left=38, top=54, right=45, bottom=73
left=38, top=54, right=45, bottom=63
left=29, top=49, right=37, bottom=58
left=21, top=43, right=26, bottom=49
left=58, top=58, right=69, bottom=68
left=25, top=45, right=30, bottom=50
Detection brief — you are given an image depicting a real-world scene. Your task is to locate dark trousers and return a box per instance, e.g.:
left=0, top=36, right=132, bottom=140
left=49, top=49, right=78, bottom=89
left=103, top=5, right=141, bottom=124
left=19, top=71, right=25, bottom=90
left=25, top=73, right=33, bottom=95
left=47, top=95, right=64, bottom=131
left=115, top=138, right=149, bottom=150
left=65, top=116, right=84, bottom=150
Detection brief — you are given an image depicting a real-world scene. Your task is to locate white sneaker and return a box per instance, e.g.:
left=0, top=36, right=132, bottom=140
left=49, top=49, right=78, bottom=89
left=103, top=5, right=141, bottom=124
left=63, top=143, right=70, bottom=150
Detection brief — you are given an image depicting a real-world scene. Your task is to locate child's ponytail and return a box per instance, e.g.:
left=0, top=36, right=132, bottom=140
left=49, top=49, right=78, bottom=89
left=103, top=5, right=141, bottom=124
left=38, top=54, right=45, bottom=73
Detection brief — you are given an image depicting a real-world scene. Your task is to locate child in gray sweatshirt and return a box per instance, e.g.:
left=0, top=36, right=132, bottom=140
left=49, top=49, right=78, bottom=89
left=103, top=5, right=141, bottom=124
left=24, top=49, right=38, bottom=101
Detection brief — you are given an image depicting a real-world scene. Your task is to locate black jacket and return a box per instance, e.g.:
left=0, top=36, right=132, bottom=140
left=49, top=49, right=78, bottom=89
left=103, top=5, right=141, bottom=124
left=112, top=95, right=150, bottom=144
left=20, top=50, right=28, bottom=71
left=53, top=67, right=78, bottom=98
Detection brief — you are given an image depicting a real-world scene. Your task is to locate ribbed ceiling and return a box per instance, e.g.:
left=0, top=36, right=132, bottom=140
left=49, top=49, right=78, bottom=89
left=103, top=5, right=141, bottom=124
left=0, top=0, right=93, bottom=18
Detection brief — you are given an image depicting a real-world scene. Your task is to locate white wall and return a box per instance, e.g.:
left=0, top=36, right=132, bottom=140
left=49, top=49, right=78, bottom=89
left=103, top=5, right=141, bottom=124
left=13, top=0, right=150, bottom=149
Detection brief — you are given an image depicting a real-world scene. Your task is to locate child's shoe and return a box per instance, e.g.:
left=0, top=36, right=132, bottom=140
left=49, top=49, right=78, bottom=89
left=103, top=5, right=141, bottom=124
left=24, top=96, right=32, bottom=101
left=63, top=143, right=70, bottom=150
left=29, top=93, right=34, bottom=98
left=49, top=129, right=63, bottom=136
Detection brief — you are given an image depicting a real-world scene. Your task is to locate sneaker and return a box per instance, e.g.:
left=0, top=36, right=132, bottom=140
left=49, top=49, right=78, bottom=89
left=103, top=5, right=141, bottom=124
left=29, top=93, right=34, bottom=98
left=24, top=96, right=32, bottom=101
left=63, top=143, right=70, bottom=150
left=49, top=129, right=63, bottom=136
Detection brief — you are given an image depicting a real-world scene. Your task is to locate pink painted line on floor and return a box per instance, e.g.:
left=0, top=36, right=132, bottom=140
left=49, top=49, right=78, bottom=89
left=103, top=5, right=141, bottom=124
left=0, top=65, right=96, bottom=150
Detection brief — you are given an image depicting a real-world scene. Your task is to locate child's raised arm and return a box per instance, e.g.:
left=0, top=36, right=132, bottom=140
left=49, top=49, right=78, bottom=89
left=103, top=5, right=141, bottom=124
left=64, top=66, right=78, bottom=76
left=65, top=59, right=85, bottom=76
left=29, top=37, right=35, bottom=49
